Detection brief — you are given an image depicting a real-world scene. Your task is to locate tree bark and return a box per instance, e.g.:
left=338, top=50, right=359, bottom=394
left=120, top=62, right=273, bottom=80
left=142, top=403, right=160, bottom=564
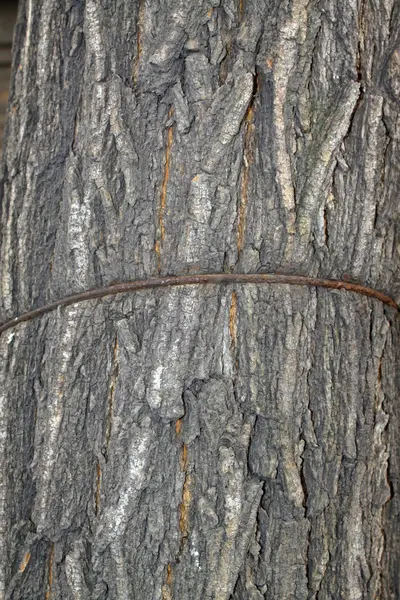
left=0, top=0, right=399, bottom=598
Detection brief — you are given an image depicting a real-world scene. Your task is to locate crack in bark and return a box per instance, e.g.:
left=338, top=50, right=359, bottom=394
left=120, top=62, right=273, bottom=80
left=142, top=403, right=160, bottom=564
left=156, top=108, right=174, bottom=273
left=229, top=290, right=238, bottom=354
left=357, top=0, right=367, bottom=84
left=161, top=563, right=174, bottom=600
left=45, top=542, right=54, bottom=600
left=104, top=334, right=119, bottom=460
left=18, top=551, right=31, bottom=574
left=163, top=416, right=192, bottom=597
left=133, top=0, right=145, bottom=85
left=239, top=0, right=245, bottom=22
left=95, top=460, right=102, bottom=517
left=178, top=443, right=191, bottom=549
left=237, top=101, right=255, bottom=254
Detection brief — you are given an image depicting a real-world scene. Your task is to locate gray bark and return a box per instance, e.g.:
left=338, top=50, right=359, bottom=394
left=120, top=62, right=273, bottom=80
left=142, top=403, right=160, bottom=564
left=0, top=0, right=399, bottom=598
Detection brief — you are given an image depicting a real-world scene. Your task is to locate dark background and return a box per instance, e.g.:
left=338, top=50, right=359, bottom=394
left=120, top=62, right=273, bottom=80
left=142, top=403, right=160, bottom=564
left=0, top=0, right=18, bottom=156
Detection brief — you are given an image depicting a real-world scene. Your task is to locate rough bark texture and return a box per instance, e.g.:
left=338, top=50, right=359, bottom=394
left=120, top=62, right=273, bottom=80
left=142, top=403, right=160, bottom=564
left=0, top=0, right=399, bottom=598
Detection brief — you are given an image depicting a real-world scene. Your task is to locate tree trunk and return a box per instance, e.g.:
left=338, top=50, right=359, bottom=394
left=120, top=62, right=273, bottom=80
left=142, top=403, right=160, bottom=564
left=0, top=0, right=399, bottom=598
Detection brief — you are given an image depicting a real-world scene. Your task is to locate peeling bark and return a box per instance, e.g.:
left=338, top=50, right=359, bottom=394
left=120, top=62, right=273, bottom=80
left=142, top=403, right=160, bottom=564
left=0, top=0, right=399, bottom=598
